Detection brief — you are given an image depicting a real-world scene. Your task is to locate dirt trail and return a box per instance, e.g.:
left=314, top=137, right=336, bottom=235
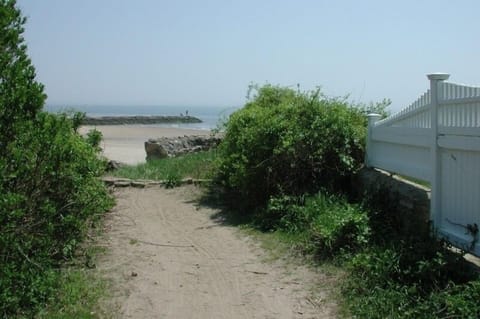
left=98, top=186, right=337, bottom=318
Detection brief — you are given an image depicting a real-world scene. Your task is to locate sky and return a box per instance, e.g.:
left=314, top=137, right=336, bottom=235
left=17, top=0, right=480, bottom=113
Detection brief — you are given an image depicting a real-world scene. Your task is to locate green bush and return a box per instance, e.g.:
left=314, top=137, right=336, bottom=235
left=0, top=0, right=46, bottom=148
left=262, top=195, right=308, bottom=232
left=0, top=113, right=113, bottom=316
left=216, top=84, right=366, bottom=209
left=261, top=192, right=370, bottom=257
left=306, top=193, right=369, bottom=257
left=85, top=128, right=103, bottom=151
left=429, top=280, right=480, bottom=318
left=343, top=237, right=479, bottom=318
left=0, top=2, right=113, bottom=316
left=340, top=183, right=480, bottom=318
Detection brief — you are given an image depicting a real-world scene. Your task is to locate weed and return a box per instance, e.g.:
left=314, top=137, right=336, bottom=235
left=34, top=268, right=111, bottom=319
left=112, top=150, right=216, bottom=181
left=164, top=173, right=181, bottom=188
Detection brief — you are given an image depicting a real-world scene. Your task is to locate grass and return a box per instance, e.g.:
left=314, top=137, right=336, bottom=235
left=30, top=243, right=112, bottom=319
left=111, top=150, right=217, bottom=181
left=241, top=227, right=304, bottom=262
left=31, top=212, right=113, bottom=318
left=34, top=268, right=111, bottom=319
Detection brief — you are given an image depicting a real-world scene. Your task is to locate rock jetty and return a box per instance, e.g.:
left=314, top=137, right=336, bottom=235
left=82, top=115, right=202, bottom=125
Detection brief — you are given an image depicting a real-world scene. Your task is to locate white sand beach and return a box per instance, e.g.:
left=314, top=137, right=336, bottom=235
left=80, top=125, right=210, bottom=165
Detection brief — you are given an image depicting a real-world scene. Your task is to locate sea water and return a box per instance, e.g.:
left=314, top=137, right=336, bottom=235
left=45, top=105, right=240, bottom=131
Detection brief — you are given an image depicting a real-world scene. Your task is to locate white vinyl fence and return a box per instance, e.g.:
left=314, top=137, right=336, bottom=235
left=366, top=73, right=480, bottom=255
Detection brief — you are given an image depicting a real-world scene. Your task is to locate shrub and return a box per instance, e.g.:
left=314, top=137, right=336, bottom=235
left=306, top=193, right=369, bottom=257
left=343, top=237, right=479, bottom=318
left=260, top=192, right=370, bottom=257
left=341, top=181, right=480, bottom=319
left=216, top=84, right=366, bottom=209
left=261, top=195, right=308, bottom=232
left=0, top=0, right=46, bottom=146
left=429, top=280, right=480, bottom=318
left=0, top=113, right=113, bottom=316
left=85, top=128, right=103, bottom=151
left=0, top=2, right=113, bottom=316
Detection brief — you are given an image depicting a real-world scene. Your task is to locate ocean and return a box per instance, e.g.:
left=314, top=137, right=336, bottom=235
left=45, top=105, right=240, bottom=131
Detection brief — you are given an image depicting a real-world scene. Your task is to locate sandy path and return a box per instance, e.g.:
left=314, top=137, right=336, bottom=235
left=98, top=186, right=337, bottom=319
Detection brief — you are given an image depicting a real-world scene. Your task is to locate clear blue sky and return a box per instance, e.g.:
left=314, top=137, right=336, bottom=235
left=18, top=0, right=480, bottom=112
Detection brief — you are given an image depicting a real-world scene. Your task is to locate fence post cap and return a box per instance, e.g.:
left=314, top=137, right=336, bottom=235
left=427, top=73, right=450, bottom=81
left=367, top=113, right=382, bottom=126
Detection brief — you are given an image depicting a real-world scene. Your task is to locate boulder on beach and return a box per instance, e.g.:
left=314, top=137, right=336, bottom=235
left=145, top=135, right=221, bottom=161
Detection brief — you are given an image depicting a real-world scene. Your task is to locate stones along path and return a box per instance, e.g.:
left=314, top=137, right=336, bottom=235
left=97, top=186, right=337, bottom=318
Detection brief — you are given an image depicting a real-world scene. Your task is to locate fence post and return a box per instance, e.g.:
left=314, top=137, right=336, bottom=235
left=365, top=113, right=381, bottom=167
left=427, top=73, right=450, bottom=228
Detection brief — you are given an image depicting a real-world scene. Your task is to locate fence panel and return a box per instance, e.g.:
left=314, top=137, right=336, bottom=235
left=366, top=73, right=480, bottom=255
left=439, top=148, right=480, bottom=252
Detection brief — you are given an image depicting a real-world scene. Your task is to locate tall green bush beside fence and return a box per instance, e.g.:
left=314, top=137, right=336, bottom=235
left=216, top=84, right=367, bottom=210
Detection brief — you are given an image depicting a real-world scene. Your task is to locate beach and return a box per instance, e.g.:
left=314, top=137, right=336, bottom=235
left=80, top=125, right=210, bottom=165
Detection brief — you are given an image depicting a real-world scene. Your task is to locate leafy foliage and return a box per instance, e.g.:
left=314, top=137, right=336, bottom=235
left=306, top=193, right=369, bottom=257
left=356, top=98, right=392, bottom=119
left=0, top=1, right=113, bottom=316
left=343, top=238, right=480, bottom=318
left=35, top=268, right=109, bottom=319
left=85, top=128, right=103, bottom=151
left=263, top=192, right=370, bottom=257
left=0, top=113, right=113, bottom=316
left=0, top=0, right=46, bottom=144
left=214, top=83, right=370, bottom=260
left=216, top=84, right=366, bottom=209
left=341, top=187, right=480, bottom=318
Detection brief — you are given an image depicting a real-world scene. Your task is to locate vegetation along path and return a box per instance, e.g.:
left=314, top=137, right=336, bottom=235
left=97, top=185, right=337, bottom=318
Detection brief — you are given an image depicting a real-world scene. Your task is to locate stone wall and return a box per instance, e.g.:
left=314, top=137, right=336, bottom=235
left=354, top=167, right=431, bottom=233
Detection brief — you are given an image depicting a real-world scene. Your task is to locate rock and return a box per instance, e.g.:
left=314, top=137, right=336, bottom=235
left=102, top=177, right=131, bottom=186
left=106, top=160, right=124, bottom=171
left=131, top=181, right=146, bottom=188
left=101, top=176, right=212, bottom=188
left=145, top=135, right=221, bottom=161
left=144, top=140, right=169, bottom=160
left=114, top=181, right=132, bottom=187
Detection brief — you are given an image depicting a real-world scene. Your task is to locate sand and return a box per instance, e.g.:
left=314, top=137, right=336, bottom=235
left=80, top=125, right=210, bottom=165
left=97, top=186, right=338, bottom=318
